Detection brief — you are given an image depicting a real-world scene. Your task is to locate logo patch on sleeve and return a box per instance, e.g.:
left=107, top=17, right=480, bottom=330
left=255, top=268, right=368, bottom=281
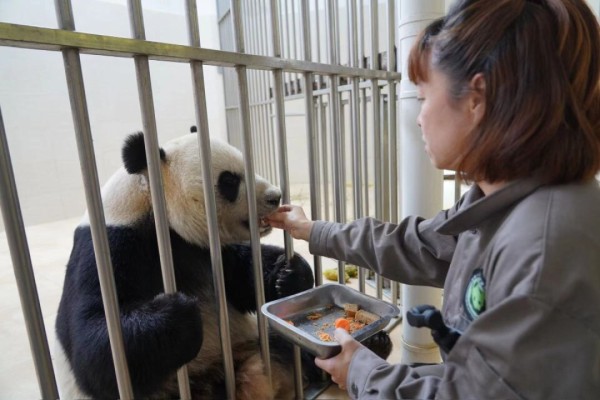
left=464, top=268, right=486, bottom=320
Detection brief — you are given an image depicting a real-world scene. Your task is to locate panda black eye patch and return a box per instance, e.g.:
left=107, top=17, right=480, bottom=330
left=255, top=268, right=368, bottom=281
left=217, top=171, right=242, bottom=202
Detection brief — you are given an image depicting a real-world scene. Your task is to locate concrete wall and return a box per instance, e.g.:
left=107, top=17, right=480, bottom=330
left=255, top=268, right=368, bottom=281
left=1, top=0, right=598, bottom=231
left=0, top=0, right=226, bottom=231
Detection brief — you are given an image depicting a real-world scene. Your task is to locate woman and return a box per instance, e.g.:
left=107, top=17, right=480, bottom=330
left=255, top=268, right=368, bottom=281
left=267, top=0, right=600, bottom=398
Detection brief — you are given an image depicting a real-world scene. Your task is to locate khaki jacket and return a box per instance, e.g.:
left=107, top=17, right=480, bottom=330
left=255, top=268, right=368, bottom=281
left=309, top=178, right=600, bottom=399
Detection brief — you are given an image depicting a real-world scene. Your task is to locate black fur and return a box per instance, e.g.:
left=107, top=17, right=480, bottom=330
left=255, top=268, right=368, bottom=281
left=55, top=220, right=315, bottom=399
left=122, top=132, right=166, bottom=174
left=217, top=171, right=242, bottom=203
left=57, top=132, right=389, bottom=398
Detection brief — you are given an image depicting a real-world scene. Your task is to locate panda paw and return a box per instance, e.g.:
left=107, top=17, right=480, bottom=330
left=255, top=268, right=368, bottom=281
left=274, top=254, right=315, bottom=298
left=362, top=331, right=393, bottom=360
left=149, top=293, right=204, bottom=362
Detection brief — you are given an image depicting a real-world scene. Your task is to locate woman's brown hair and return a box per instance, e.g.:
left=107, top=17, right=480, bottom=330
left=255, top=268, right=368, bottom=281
left=409, top=0, right=600, bottom=184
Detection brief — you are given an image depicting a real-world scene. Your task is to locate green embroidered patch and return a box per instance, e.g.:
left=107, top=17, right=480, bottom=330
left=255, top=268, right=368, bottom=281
left=464, top=269, right=486, bottom=320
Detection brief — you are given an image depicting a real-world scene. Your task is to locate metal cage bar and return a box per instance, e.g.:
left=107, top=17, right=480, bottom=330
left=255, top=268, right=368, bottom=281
left=0, top=108, right=59, bottom=400
left=186, top=1, right=237, bottom=398
left=0, top=1, right=409, bottom=397
left=54, top=0, right=135, bottom=398
left=230, top=0, right=273, bottom=387
left=302, top=0, right=324, bottom=289
left=127, top=1, right=193, bottom=397
left=326, top=0, right=347, bottom=286
left=387, top=0, right=400, bottom=308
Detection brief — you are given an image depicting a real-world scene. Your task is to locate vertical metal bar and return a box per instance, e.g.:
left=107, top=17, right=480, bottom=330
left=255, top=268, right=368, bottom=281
left=127, top=1, right=192, bottom=398
left=65, top=42, right=137, bottom=400
left=382, top=95, right=390, bottom=221
left=387, top=0, right=399, bottom=306
left=387, top=0, right=398, bottom=223
left=244, top=2, right=260, bottom=175
left=359, top=1, right=369, bottom=240
left=261, top=3, right=278, bottom=185
left=349, top=0, right=366, bottom=294
left=309, top=93, right=323, bottom=287
left=262, top=103, right=274, bottom=184
left=291, top=0, right=299, bottom=92
left=283, top=0, right=291, bottom=94
left=231, top=0, right=272, bottom=384
left=327, top=0, right=346, bottom=284
left=358, top=0, right=368, bottom=293
left=253, top=2, right=268, bottom=179
left=54, top=1, right=134, bottom=398
left=269, top=0, right=302, bottom=396
left=0, top=108, right=59, bottom=400
left=268, top=88, right=279, bottom=184
left=382, top=96, right=390, bottom=222
left=370, top=0, right=384, bottom=299
left=320, top=97, right=330, bottom=221
left=314, top=0, right=323, bottom=89
left=270, top=0, right=293, bottom=259
left=185, top=2, right=236, bottom=398
left=257, top=3, right=271, bottom=181
left=370, top=0, right=381, bottom=220
left=258, top=104, right=265, bottom=182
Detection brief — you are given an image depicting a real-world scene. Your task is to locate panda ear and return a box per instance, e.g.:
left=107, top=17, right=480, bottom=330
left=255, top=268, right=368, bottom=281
left=122, top=132, right=166, bottom=174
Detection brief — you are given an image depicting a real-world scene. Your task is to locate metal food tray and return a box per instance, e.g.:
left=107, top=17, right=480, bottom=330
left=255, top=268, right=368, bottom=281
left=261, top=283, right=400, bottom=359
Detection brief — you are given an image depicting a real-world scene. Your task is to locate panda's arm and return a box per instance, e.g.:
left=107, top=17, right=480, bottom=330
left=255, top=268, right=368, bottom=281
left=222, top=243, right=314, bottom=313
left=59, top=226, right=203, bottom=399
left=65, top=291, right=202, bottom=399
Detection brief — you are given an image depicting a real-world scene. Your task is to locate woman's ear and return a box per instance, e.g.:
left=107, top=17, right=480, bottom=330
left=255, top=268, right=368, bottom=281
left=469, top=73, right=486, bottom=123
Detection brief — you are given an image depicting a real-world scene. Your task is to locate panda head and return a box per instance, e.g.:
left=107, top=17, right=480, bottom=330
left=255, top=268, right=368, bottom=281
left=101, top=132, right=281, bottom=247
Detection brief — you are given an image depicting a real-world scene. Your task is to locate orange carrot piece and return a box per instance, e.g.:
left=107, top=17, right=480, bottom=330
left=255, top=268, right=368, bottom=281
left=334, top=317, right=351, bottom=331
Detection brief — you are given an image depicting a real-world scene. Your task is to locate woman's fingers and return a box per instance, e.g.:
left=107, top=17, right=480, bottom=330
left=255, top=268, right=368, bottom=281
left=334, top=328, right=353, bottom=344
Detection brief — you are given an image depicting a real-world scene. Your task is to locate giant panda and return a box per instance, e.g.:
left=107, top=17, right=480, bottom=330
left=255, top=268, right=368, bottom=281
left=53, top=132, right=323, bottom=399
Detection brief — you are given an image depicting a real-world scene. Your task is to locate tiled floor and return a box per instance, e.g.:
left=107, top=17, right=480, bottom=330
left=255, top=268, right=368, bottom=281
left=0, top=214, right=405, bottom=400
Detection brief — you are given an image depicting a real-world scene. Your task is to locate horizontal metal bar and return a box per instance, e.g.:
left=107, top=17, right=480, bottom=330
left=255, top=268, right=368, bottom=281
left=0, top=22, right=400, bottom=80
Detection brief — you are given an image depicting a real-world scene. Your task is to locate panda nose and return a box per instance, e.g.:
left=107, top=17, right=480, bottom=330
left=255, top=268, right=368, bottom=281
left=265, top=191, right=281, bottom=207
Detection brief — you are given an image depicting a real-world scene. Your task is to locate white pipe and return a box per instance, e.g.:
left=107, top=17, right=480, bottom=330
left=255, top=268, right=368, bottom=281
left=398, top=0, right=445, bottom=366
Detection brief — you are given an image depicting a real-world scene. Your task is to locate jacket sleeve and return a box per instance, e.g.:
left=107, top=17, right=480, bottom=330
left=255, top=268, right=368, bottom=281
left=346, top=294, right=599, bottom=399
left=345, top=350, right=444, bottom=399
left=308, top=211, right=457, bottom=287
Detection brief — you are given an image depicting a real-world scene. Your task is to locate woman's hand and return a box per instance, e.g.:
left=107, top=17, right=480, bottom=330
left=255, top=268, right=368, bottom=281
left=315, top=328, right=364, bottom=390
left=266, top=205, right=314, bottom=241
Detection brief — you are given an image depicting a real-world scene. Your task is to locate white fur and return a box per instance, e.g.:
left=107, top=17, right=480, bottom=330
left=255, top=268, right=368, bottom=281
left=97, top=134, right=281, bottom=247
left=53, top=340, right=91, bottom=400
left=61, top=134, right=284, bottom=398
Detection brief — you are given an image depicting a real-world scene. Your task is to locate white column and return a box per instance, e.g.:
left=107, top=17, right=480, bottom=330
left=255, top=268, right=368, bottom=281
left=398, top=0, right=445, bottom=365
left=587, top=0, right=600, bottom=17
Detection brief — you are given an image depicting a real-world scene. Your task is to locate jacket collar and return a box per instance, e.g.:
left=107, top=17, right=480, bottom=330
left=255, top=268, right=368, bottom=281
left=436, top=177, right=544, bottom=235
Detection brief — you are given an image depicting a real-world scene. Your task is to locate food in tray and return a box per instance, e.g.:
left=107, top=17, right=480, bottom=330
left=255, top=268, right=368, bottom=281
left=306, top=312, right=323, bottom=320
left=343, top=303, right=359, bottom=318
left=262, top=283, right=400, bottom=359
left=355, top=309, right=380, bottom=324
left=304, top=303, right=380, bottom=342
left=334, top=317, right=351, bottom=331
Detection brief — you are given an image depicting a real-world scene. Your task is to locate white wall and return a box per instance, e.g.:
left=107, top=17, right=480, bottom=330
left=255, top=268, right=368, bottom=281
left=0, top=0, right=226, bottom=231
left=1, top=0, right=598, bottom=231
left=589, top=0, right=600, bottom=16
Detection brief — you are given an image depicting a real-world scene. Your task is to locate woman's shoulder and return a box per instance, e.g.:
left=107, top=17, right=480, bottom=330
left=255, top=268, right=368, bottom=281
left=491, top=180, right=600, bottom=313
left=509, top=179, right=600, bottom=235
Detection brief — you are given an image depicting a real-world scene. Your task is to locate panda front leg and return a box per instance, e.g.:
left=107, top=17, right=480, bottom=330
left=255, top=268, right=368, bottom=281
left=64, top=292, right=203, bottom=399
left=261, top=244, right=314, bottom=300
left=221, top=243, right=314, bottom=313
